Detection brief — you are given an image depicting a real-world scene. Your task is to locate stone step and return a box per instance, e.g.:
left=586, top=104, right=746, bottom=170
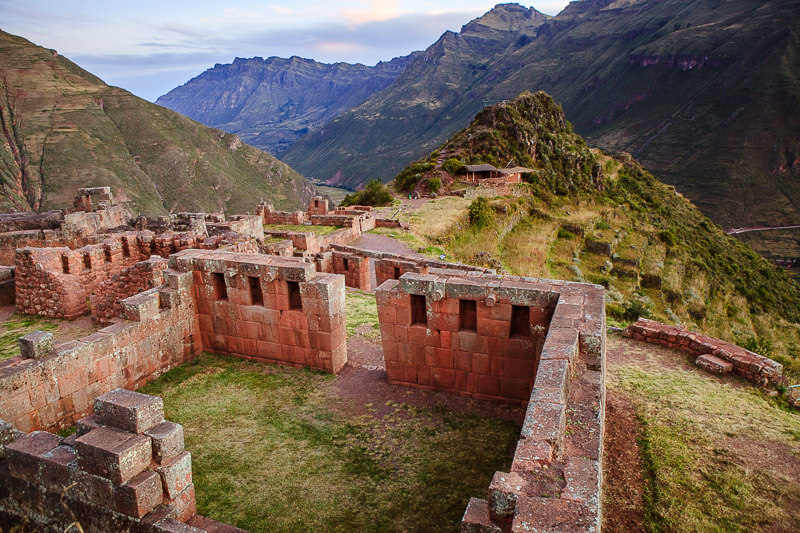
left=695, top=353, right=733, bottom=375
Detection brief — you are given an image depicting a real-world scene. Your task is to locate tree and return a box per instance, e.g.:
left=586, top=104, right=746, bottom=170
left=340, top=179, right=393, bottom=207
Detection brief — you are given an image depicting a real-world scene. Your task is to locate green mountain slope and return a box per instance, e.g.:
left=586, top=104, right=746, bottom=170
left=0, top=30, right=314, bottom=215
left=282, top=0, right=800, bottom=228
left=393, top=91, right=800, bottom=375
left=281, top=3, right=549, bottom=185
left=156, top=54, right=419, bottom=155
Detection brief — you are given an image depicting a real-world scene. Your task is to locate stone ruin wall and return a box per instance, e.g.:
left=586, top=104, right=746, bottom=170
left=376, top=272, right=606, bottom=531
left=0, top=388, right=241, bottom=532
left=623, top=318, right=784, bottom=386
left=0, top=251, right=348, bottom=434
left=14, top=230, right=257, bottom=320
left=376, top=274, right=557, bottom=403
left=91, top=256, right=169, bottom=325
left=171, top=250, right=347, bottom=374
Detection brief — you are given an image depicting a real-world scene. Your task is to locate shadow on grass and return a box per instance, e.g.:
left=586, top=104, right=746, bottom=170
left=141, top=353, right=520, bottom=532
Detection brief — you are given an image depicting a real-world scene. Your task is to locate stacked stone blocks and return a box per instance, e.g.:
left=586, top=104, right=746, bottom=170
left=623, top=318, right=784, bottom=386
left=170, top=250, right=347, bottom=374
left=0, top=268, right=198, bottom=432
left=0, top=389, right=228, bottom=531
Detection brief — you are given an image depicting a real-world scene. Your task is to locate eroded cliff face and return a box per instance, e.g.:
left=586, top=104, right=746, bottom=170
left=0, top=30, right=314, bottom=215
left=156, top=53, right=419, bottom=155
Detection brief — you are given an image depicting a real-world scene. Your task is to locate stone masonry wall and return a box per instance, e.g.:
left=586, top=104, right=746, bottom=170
left=257, top=202, right=306, bottom=225
left=91, top=257, right=169, bottom=325
left=331, top=251, right=371, bottom=290
left=307, top=197, right=329, bottom=216
left=170, top=250, right=347, bottom=374
left=375, top=257, right=428, bottom=288
left=0, top=389, right=240, bottom=532
left=376, top=274, right=557, bottom=403
left=458, top=276, right=605, bottom=532
left=623, top=318, right=784, bottom=386
left=15, top=231, right=255, bottom=319
left=0, top=268, right=198, bottom=432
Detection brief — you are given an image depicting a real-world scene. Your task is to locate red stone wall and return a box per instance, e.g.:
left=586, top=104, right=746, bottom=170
left=316, top=227, right=361, bottom=249
left=257, top=202, right=307, bottom=225
left=623, top=318, right=784, bottom=386
left=264, top=230, right=320, bottom=254
left=331, top=251, right=370, bottom=290
left=0, top=269, right=199, bottom=432
left=0, top=389, right=238, bottom=532
left=91, top=256, right=169, bottom=325
left=376, top=274, right=557, bottom=403
left=171, top=250, right=347, bottom=374
left=375, top=257, right=428, bottom=288
left=15, top=231, right=256, bottom=319
left=307, top=197, right=329, bottom=216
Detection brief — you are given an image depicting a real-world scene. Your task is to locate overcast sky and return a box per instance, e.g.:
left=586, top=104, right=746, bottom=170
left=0, top=1, right=572, bottom=102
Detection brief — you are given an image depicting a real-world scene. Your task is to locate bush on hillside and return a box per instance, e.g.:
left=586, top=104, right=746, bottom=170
left=428, top=178, right=441, bottom=194
left=340, top=179, right=393, bottom=207
left=442, top=157, right=465, bottom=176
left=468, top=197, right=494, bottom=229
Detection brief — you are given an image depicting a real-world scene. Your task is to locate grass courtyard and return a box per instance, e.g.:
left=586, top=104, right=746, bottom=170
left=140, top=354, right=519, bottom=532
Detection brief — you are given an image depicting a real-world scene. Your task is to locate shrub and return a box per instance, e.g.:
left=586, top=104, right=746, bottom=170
left=442, top=158, right=465, bottom=176
left=595, top=220, right=611, bottom=230
left=557, top=227, right=575, bottom=239
left=468, top=197, right=494, bottom=229
left=659, top=229, right=677, bottom=246
left=623, top=299, right=651, bottom=322
left=428, top=178, right=441, bottom=194
left=340, top=179, right=392, bottom=207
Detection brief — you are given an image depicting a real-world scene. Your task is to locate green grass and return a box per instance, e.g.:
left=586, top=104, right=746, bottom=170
left=609, top=336, right=800, bottom=532
left=140, top=353, right=520, bottom=532
left=345, top=290, right=381, bottom=340
left=0, top=314, right=58, bottom=360
left=264, top=224, right=341, bottom=236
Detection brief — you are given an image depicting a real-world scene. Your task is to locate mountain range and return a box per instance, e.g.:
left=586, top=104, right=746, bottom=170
left=159, top=0, right=800, bottom=229
left=156, top=54, right=418, bottom=156
left=0, top=30, right=314, bottom=216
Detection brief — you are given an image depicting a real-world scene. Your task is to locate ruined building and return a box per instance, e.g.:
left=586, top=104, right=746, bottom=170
left=0, top=190, right=607, bottom=532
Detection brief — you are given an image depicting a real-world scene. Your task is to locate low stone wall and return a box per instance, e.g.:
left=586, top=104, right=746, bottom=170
left=91, top=257, right=169, bottom=325
left=0, top=389, right=239, bottom=532
left=623, top=318, right=784, bottom=386
left=316, top=227, right=361, bottom=250
left=15, top=231, right=255, bottom=319
left=257, top=202, right=306, bottom=225
left=0, top=269, right=198, bottom=432
left=264, top=230, right=319, bottom=254
left=331, top=251, right=370, bottom=290
left=170, top=250, right=347, bottom=374
left=262, top=239, right=294, bottom=257
left=210, top=215, right=264, bottom=241
left=375, top=219, right=409, bottom=229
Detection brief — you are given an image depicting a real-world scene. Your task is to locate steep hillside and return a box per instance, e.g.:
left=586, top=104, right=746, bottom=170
left=283, top=0, right=800, bottom=229
left=0, top=30, right=314, bottom=216
left=389, top=92, right=800, bottom=376
left=281, top=3, right=549, bottom=186
left=156, top=54, right=418, bottom=155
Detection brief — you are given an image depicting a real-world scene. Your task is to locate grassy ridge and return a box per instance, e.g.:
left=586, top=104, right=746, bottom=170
left=0, top=30, right=314, bottom=215
left=389, top=91, right=800, bottom=377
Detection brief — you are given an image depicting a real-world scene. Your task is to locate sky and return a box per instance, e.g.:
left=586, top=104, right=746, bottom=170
left=0, top=1, right=572, bottom=102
